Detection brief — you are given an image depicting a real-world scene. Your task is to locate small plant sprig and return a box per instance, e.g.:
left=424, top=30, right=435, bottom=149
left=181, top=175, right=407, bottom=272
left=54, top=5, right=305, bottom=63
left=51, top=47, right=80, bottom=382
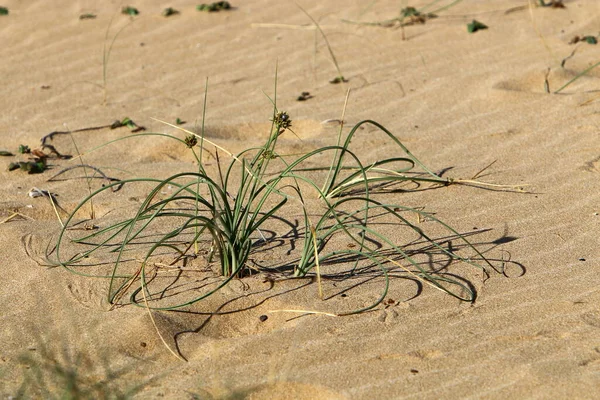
left=197, top=2, right=231, bottom=12
left=0, top=6, right=8, bottom=16
left=162, top=8, right=179, bottom=17
left=467, top=20, right=488, bottom=33
left=121, top=6, right=139, bottom=16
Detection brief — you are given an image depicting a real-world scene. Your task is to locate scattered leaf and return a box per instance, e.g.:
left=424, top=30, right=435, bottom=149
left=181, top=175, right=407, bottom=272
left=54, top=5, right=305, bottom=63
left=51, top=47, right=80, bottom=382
left=8, top=161, right=46, bottom=174
left=570, top=35, right=597, bottom=45
left=79, top=13, right=96, bottom=20
left=18, top=145, right=31, bottom=154
left=297, top=91, right=313, bottom=101
left=329, top=76, right=348, bottom=84
left=401, top=7, right=419, bottom=18
left=0, top=150, right=13, bottom=156
left=162, top=8, right=179, bottom=17
left=41, top=85, right=51, bottom=89
left=539, top=0, right=565, bottom=8
left=0, top=7, right=8, bottom=16
left=176, top=118, right=186, bottom=125
left=467, top=20, right=488, bottom=33
left=197, top=2, right=232, bottom=12
left=110, top=117, right=145, bottom=132
left=122, top=6, right=139, bottom=16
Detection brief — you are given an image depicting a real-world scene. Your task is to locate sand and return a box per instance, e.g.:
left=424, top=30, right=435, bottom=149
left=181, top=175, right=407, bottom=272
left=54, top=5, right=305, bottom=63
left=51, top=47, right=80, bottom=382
left=2, top=0, right=600, bottom=398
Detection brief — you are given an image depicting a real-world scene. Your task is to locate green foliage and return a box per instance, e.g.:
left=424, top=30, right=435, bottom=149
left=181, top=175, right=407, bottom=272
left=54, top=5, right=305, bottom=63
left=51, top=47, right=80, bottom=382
left=197, top=2, right=232, bottom=12
left=467, top=20, right=488, bottom=33
left=0, top=150, right=14, bottom=156
left=79, top=13, right=96, bottom=20
left=110, top=117, right=145, bottom=132
left=49, top=82, right=497, bottom=315
left=162, top=8, right=179, bottom=17
left=0, top=7, right=8, bottom=16
left=121, top=6, right=139, bottom=16
left=18, top=144, right=31, bottom=154
left=8, top=160, right=46, bottom=174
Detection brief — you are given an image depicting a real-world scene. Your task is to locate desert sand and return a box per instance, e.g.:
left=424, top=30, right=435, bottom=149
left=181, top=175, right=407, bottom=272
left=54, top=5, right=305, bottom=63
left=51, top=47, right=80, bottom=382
left=2, top=0, right=600, bottom=398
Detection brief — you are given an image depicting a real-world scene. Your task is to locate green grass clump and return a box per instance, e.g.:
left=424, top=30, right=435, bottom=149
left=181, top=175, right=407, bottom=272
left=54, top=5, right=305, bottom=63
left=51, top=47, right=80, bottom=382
left=48, top=78, right=501, bottom=319
left=0, top=6, right=8, bottom=16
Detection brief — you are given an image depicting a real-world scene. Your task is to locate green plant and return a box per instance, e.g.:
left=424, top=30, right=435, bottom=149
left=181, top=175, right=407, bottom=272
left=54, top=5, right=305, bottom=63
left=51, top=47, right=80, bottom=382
left=121, top=6, right=139, bottom=16
left=48, top=77, right=507, bottom=321
left=197, top=2, right=231, bottom=12
left=162, top=7, right=179, bottom=17
left=467, top=20, right=487, bottom=33
left=0, top=6, right=8, bottom=16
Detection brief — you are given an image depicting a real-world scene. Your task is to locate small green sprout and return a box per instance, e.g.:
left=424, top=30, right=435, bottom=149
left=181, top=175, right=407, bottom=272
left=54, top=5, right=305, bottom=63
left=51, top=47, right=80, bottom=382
left=122, top=6, right=140, bottom=16
left=467, top=20, right=488, bottom=33
left=18, top=145, right=31, bottom=154
left=176, top=118, right=186, bottom=125
left=0, top=7, right=8, bottom=15
left=197, top=2, right=231, bottom=12
left=110, top=117, right=145, bottom=132
left=401, top=7, right=420, bottom=18
left=8, top=160, right=46, bottom=174
left=162, top=8, right=179, bottom=17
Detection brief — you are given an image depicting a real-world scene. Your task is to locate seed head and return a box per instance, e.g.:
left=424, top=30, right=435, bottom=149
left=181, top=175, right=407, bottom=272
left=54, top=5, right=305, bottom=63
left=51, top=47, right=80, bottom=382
left=184, top=134, right=198, bottom=148
left=273, top=111, right=292, bottom=131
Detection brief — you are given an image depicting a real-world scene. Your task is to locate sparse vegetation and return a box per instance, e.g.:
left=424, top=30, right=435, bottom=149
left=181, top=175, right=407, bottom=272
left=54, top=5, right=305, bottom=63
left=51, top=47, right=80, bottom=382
left=48, top=75, right=507, bottom=336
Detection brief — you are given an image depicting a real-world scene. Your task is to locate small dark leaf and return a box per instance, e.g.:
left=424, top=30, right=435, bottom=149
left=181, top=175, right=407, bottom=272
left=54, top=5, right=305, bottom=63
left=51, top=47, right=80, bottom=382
left=122, top=6, right=139, bottom=16
left=329, top=76, right=348, bottom=84
left=467, top=20, right=488, bottom=33
left=0, top=150, right=14, bottom=156
left=0, top=7, right=8, bottom=16
left=79, top=13, right=96, bottom=20
left=162, top=8, right=179, bottom=17
left=197, top=2, right=232, bottom=12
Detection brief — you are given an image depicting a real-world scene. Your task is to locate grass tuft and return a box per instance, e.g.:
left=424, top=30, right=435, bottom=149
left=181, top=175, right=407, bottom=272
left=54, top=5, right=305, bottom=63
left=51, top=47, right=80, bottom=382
left=47, top=76, right=509, bottom=351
